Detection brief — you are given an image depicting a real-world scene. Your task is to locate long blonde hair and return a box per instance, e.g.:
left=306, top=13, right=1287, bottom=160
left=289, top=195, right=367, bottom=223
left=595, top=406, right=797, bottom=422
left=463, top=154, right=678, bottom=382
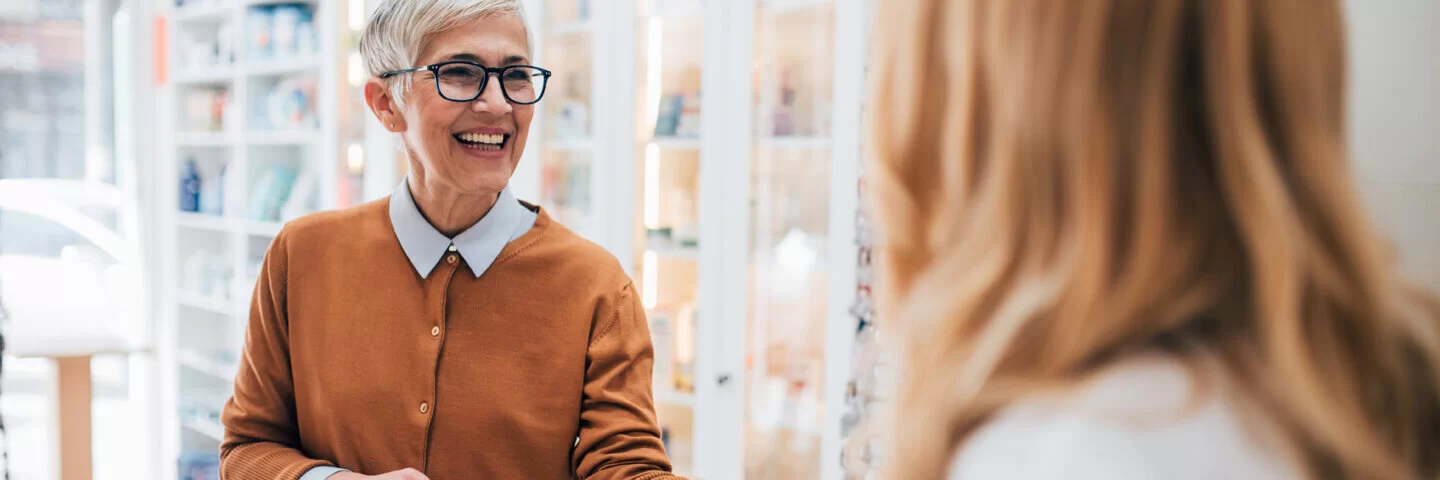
left=867, top=0, right=1440, bottom=478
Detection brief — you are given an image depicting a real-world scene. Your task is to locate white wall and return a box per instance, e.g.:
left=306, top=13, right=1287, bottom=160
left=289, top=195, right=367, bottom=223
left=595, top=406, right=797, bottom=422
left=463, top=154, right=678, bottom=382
left=1346, top=0, right=1440, bottom=291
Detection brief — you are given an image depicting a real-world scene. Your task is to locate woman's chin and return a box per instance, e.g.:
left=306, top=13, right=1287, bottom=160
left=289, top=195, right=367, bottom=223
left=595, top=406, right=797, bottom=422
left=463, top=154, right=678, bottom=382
left=450, top=171, right=513, bottom=196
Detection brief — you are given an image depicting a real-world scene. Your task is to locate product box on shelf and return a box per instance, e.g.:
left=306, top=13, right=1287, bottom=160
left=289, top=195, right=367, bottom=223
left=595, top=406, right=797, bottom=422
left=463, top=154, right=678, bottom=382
left=178, top=451, right=219, bottom=480
left=545, top=0, right=592, bottom=23
left=254, top=76, right=319, bottom=130
left=247, top=165, right=300, bottom=222
left=182, top=87, right=230, bottom=132
left=654, top=91, right=701, bottom=139
left=177, top=20, right=236, bottom=69
left=246, top=3, right=317, bottom=61
left=650, top=310, right=675, bottom=392
left=179, top=157, right=226, bottom=215
left=181, top=250, right=232, bottom=299
left=554, top=73, right=590, bottom=140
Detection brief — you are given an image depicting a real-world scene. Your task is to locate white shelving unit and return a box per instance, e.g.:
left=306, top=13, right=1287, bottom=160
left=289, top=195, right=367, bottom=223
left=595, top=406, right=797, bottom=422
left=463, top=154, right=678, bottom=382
left=158, top=0, right=340, bottom=477
left=183, top=416, right=228, bottom=443
left=650, top=136, right=703, bottom=151
left=174, top=131, right=235, bottom=147
left=655, top=387, right=698, bottom=408
left=523, top=0, right=867, bottom=478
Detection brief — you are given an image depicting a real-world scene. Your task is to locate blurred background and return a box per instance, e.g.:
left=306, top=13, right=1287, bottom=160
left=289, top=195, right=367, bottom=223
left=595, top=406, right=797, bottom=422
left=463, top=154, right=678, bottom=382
left=0, top=0, right=1433, bottom=479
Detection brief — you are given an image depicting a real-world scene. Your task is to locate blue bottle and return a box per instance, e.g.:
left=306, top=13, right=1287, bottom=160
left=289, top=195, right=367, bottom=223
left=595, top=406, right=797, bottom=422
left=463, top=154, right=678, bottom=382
left=181, top=158, right=201, bottom=213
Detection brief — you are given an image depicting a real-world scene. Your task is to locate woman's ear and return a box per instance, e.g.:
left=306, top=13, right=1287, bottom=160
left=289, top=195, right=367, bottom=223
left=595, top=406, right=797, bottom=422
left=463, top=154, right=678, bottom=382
left=364, top=78, right=407, bottom=132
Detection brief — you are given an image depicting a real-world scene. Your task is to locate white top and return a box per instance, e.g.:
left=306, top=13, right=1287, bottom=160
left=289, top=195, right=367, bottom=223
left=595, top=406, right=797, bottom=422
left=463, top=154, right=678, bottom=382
left=949, top=357, right=1303, bottom=479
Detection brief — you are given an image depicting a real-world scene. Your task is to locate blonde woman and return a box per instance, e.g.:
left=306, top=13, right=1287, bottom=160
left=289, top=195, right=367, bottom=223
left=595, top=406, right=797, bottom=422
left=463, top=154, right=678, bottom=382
left=868, top=1, right=1440, bottom=479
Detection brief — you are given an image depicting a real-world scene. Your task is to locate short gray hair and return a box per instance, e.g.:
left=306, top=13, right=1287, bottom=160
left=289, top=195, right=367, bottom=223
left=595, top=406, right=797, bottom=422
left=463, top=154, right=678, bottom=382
left=359, top=0, right=533, bottom=105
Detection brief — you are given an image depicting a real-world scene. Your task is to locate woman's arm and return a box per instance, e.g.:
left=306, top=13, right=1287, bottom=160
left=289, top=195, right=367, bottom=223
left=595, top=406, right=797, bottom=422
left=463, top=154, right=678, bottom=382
left=571, top=282, right=685, bottom=480
left=220, top=228, right=337, bottom=479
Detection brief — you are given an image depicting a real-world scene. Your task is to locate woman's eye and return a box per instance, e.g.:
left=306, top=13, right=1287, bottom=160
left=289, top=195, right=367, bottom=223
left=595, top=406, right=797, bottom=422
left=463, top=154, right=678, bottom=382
left=441, top=68, right=479, bottom=79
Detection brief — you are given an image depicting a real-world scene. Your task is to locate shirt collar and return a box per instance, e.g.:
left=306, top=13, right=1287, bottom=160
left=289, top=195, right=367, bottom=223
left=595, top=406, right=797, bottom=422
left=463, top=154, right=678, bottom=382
left=388, top=179, right=533, bottom=279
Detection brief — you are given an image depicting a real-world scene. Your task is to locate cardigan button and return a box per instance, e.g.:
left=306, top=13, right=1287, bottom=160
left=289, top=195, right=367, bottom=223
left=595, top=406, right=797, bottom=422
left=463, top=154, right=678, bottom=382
left=446, top=254, right=458, bottom=264
left=420, top=402, right=429, bottom=414
left=431, top=326, right=441, bottom=337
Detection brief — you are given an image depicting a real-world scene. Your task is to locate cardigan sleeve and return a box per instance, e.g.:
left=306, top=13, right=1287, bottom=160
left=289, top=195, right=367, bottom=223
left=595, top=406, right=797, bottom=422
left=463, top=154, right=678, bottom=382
left=220, top=228, right=335, bottom=479
left=572, top=282, right=685, bottom=480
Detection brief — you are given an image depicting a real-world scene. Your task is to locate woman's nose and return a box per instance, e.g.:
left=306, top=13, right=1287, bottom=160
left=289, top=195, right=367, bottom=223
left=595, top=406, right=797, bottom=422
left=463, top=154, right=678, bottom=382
left=471, top=74, right=512, bottom=114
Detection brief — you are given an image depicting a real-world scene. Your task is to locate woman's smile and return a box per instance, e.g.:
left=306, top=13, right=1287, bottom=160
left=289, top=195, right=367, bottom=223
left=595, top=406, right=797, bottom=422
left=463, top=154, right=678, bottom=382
left=452, top=127, right=511, bottom=159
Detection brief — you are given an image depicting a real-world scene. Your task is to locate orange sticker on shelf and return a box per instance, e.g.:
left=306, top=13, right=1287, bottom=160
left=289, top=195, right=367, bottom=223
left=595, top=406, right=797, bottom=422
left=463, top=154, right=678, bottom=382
left=155, top=15, right=167, bottom=86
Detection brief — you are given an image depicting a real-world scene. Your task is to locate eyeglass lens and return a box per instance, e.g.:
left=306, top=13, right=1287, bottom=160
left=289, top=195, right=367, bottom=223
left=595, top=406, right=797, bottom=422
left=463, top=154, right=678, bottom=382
left=435, top=63, right=547, bottom=104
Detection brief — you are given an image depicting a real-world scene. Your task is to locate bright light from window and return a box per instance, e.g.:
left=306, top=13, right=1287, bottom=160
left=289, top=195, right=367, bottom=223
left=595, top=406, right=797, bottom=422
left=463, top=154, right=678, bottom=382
left=644, top=143, right=660, bottom=229
left=347, top=52, right=365, bottom=87
left=346, top=144, right=364, bottom=174
left=348, top=0, right=367, bottom=31
left=645, top=17, right=663, bottom=132
left=642, top=250, right=658, bottom=310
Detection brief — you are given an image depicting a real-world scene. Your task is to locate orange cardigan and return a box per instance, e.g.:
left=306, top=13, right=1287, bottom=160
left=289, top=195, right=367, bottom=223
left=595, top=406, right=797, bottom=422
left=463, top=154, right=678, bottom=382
left=219, top=199, right=680, bottom=480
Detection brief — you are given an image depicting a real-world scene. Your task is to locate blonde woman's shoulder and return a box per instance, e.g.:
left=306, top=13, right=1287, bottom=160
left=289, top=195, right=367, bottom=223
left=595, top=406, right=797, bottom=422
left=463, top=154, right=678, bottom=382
left=948, top=356, right=1304, bottom=480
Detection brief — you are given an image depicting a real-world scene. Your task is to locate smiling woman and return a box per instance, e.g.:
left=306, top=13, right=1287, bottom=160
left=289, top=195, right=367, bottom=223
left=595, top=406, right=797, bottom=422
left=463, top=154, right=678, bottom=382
left=217, top=1, right=681, bottom=479
left=363, top=10, right=537, bottom=234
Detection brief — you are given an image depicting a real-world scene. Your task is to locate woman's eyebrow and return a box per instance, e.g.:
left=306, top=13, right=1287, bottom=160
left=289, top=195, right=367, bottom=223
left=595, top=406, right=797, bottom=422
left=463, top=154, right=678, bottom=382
left=442, top=53, right=530, bottom=65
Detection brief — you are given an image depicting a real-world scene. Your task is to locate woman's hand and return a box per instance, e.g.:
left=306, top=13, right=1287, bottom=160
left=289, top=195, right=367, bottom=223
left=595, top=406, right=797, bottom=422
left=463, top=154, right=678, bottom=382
left=331, top=468, right=429, bottom=480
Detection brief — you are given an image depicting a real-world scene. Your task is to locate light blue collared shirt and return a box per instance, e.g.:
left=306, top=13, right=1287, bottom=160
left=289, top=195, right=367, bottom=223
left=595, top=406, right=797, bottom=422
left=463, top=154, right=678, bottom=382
left=388, top=179, right=537, bottom=279
left=298, top=180, right=537, bottom=480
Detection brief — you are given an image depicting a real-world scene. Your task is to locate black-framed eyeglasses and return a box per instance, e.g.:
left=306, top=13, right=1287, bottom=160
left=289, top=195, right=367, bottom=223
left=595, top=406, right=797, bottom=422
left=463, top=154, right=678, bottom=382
left=380, top=61, right=552, bottom=105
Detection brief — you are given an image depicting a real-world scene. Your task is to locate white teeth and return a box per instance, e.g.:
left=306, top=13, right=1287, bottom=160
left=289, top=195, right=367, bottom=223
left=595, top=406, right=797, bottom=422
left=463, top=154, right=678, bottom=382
left=457, top=132, right=504, bottom=144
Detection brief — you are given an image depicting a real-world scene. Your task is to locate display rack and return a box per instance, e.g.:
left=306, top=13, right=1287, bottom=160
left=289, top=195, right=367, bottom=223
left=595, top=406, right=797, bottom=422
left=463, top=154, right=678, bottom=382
left=157, top=0, right=341, bottom=477
left=523, top=0, right=867, bottom=478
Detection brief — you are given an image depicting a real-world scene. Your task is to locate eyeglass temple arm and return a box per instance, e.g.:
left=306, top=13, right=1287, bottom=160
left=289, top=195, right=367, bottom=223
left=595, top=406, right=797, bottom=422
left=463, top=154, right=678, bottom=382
left=379, top=66, right=430, bottom=79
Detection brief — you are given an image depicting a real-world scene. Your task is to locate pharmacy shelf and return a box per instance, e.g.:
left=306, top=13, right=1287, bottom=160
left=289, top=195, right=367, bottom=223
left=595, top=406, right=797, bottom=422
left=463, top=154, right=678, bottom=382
left=647, top=3, right=706, bottom=19
left=163, top=0, right=342, bottom=472
left=650, top=245, right=699, bottom=260
left=175, top=212, right=231, bottom=232
left=656, top=388, right=696, bottom=408
left=244, top=57, right=322, bottom=77
left=174, top=213, right=284, bottom=238
left=756, top=135, right=831, bottom=150
left=173, top=3, right=231, bottom=22
left=175, top=290, right=235, bottom=316
left=175, top=132, right=233, bottom=147
left=763, top=0, right=832, bottom=14
left=183, top=417, right=226, bottom=442
left=173, top=66, right=236, bottom=85
left=549, top=20, right=593, bottom=36
left=547, top=137, right=595, bottom=153
left=650, top=136, right=702, bottom=150
left=179, top=349, right=239, bottom=380
left=247, top=0, right=318, bottom=6
left=247, top=220, right=283, bottom=237
left=247, top=129, right=320, bottom=145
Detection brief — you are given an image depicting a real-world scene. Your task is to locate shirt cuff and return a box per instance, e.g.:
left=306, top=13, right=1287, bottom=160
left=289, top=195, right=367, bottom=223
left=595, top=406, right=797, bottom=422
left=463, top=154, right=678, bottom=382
left=298, top=466, right=347, bottom=480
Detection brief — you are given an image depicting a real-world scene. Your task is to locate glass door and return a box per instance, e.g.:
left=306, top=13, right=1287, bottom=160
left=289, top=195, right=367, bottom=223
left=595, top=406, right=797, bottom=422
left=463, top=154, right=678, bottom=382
left=632, top=0, right=706, bottom=474
left=745, top=0, right=836, bottom=478
left=536, top=0, right=598, bottom=237
left=337, top=0, right=370, bottom=207
left=0, top=0, right=154, bottom=476
left=336, top=0, right=402, bottom=206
